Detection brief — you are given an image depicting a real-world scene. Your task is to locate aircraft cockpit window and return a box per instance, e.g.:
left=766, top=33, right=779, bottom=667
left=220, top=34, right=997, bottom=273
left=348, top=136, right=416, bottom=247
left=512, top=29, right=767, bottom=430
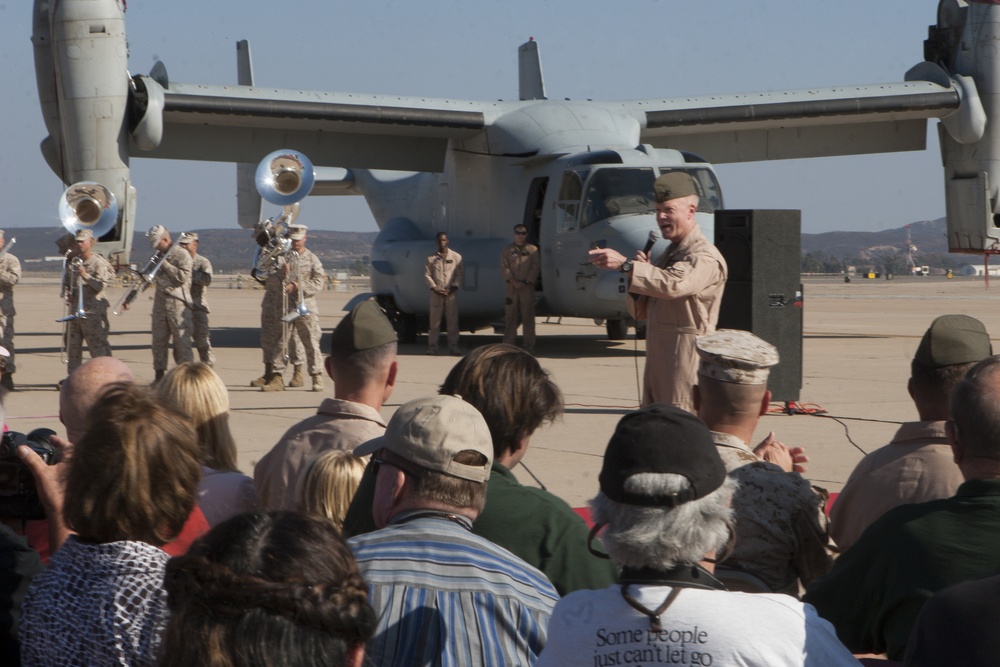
left=581, top=168, right=656, bottom=227
left=556, top=170, right=586, bottom=233
left=659, top=168, right=723, bottom=213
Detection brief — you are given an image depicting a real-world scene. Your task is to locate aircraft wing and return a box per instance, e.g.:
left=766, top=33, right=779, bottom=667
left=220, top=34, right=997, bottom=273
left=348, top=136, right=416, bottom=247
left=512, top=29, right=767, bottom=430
left=625, top=79, right=960, bottom=164
left=131, top=75, right=492, bottom=172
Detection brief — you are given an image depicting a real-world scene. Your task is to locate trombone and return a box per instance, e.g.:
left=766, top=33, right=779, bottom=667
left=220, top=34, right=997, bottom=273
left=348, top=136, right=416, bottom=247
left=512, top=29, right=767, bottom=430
left=281, top=250, right=312, bottom=323
left=56, top=254, right=86, bottom=364
left=113, top=246, right=171, bottom=315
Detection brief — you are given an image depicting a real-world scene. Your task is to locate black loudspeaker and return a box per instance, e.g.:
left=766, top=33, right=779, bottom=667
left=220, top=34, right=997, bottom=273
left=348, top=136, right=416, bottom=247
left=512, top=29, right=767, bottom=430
left=714, top=210, right=802, bottom=402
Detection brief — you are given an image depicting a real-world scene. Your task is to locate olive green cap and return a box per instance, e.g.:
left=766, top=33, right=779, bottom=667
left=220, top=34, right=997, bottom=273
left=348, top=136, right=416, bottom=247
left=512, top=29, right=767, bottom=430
left=653, top=172, right=698, bottom=203
left=914, top=314, right=992, bottom=369
left=329, top=300, right=397, bottom=353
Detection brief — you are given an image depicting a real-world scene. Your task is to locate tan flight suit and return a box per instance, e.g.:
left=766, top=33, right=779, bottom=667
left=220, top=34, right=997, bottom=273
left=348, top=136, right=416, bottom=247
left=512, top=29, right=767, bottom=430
left=0, top=253, right=21, bottom=373
left=627, top=225, right=726, bottom=412
left=189, top=252, right=215, bottom=365
left=500, top=242, right=540, bottom=350
left=263, top=250, right=325, bottom=375
left=64, top=253, right=114, bottom=371
left=425, top=248, right=463, bottom=351
left=151, top=244, right=194, bottom=372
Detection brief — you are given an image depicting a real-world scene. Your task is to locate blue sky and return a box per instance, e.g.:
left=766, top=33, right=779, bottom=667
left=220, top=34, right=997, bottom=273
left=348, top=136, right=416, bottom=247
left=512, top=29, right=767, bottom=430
left=1, top=1, right=940, bottom=240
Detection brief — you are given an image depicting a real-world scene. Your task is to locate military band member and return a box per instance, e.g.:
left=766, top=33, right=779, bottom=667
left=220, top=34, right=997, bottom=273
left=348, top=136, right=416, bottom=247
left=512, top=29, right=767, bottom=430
left=258, top=225, right=325, bottom=392
left=179, top=232, right=215, bottom=366
left=425, top=231, right=463, bottom=355
left=500, top=224, right=540, bottom=353
left=0, top=229, right=21, bottom=391
left=63, top=229, right=114, bottom=372
left=147, top=225, right=194, bottom=381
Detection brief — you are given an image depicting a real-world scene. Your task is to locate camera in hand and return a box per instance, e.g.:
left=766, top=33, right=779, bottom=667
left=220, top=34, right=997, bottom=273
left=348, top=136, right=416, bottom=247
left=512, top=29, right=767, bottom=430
left=0, top=429, right=58, bottom=520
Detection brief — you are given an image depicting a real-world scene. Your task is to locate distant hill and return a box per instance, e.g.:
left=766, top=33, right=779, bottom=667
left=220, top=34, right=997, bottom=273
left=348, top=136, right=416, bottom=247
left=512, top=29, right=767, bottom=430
left=801, top=218, right=948, bottom=260
left=6, top=218, right=966, bottom=274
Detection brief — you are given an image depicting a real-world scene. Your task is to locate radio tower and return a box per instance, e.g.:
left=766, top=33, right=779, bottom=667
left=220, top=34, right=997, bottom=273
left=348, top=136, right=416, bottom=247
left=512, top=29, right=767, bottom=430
left=904, top=224, right=917, bottom=274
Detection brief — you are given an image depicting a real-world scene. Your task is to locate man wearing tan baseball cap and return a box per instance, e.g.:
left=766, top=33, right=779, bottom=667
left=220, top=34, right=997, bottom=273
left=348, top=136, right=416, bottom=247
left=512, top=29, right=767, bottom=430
left=347, top=395, right=557, bottom=666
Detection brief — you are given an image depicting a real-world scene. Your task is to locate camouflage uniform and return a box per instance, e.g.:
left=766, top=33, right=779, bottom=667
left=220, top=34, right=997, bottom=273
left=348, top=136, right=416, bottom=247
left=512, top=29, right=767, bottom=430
left=0, top=252, right=21, bottom=373
left=151, top=244, right=194, bottom=372
left=712, top=431, right=834, bottom=596
left=425, top=248, right=463, bottom=351
left=500, top=241, right=540, bottom=350
left=263, top=250, right=325, bottom=375
left=64, top=253, right=114, bottom=371
left=189, top=252, right=215, bottom=365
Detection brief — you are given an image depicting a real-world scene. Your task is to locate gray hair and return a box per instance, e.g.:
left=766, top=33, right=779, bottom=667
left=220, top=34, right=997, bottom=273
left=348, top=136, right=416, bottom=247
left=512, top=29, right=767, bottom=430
left=590, top=473, right=736, bottom=570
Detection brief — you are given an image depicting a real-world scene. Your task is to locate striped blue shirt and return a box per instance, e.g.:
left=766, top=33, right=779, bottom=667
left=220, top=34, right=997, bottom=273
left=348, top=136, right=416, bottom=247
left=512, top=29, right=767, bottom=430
left=348, top=511, right=559, bottom=666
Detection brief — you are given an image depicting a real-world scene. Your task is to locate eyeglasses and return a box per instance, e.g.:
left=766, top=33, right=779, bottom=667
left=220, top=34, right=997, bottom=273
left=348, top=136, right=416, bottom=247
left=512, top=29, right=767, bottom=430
left=514, top=230, right=528, bottom=236
left=369, top=454, right=420, bottom=479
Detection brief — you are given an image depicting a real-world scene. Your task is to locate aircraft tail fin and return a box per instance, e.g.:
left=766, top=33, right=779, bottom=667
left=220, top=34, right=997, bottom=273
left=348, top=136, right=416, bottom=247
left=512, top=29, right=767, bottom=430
left=235, top=39, right=262, bottom=229
left=518, top=38, right=546, bottom=101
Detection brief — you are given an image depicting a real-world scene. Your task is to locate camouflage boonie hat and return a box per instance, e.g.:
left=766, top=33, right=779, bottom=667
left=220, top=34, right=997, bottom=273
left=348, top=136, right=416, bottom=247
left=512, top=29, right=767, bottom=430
left=696, top=329, right=779, bottom=385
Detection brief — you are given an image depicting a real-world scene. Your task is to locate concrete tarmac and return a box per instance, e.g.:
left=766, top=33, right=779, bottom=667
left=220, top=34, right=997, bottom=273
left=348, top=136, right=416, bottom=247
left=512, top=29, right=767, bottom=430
left=6, top=274, right=995, bottom=508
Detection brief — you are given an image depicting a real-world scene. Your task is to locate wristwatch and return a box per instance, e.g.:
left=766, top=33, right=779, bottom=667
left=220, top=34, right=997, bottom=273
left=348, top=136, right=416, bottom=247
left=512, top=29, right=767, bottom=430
left=620, top=259, right=634, bottom=274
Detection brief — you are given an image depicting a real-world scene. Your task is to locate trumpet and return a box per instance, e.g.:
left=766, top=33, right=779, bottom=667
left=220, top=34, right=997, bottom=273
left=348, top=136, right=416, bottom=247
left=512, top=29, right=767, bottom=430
left=281, top=250, right=312, bottom=323
left=113, top=246, right=172, bottom=315
left=0, top=237, right=17, bottom=261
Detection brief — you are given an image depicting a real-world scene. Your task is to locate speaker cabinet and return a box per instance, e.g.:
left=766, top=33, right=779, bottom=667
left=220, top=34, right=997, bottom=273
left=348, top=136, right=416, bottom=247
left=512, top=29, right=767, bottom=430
left=714, top=210, right=802, bottom=402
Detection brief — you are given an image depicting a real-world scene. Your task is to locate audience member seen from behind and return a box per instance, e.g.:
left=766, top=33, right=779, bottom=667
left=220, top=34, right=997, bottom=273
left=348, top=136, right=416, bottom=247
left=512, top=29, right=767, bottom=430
left=805, top=354, right=1000, bottom=660
left=158, top=362, right=255, bottom=527
left=694, top=329, right=833, bottom=595
left=537, top=403, right=859, bottom=667
left=298, top=450, right=367, bottom=531
left=348, top=395, right=558, bottom=666
left=441, top=343, right=618, bottom=594
left=160, top=511, right=375, bottom=667
left=18, top=383, right=201, bottom=667
left=829, top=313, right=988, bottom=551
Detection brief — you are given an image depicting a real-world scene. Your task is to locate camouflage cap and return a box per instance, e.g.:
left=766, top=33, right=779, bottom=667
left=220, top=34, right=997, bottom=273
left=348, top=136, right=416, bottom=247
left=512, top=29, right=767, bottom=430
left=287, top=225, right=307, bottom=240
left=74, top=229, right=94, bottom=241
left=914, top=314, right=992, bottom=369
left=147, top=225, right=167, bottom=247
left=329, top=300, right=397, bottom=353
left=178, top=232, right=198, bottom=244
left=697, top=329, right=780, bottom=385
left=653, top=172, right=698, bottom=203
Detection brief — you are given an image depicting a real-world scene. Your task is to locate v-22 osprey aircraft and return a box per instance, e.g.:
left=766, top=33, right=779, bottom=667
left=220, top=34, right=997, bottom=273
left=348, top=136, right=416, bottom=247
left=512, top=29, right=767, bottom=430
left=31, top=0, right=1000, bottom=340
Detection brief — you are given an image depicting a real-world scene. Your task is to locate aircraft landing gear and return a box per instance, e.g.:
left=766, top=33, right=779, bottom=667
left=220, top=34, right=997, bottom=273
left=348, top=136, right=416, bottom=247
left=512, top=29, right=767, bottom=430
left=606, top=319, right=628, bottom=340
left=374, top=294, right=418, bottom=344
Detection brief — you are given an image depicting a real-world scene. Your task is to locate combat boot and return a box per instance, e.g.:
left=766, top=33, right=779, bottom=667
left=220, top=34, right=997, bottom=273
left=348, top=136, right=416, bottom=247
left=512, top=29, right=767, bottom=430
left=261, top=373, right=284, bottom=392
left=250, top=363, right=272, bottom=388
left=311, top=373, right=323, bottom=392
left=153, top=370, right=164, bottom=384
left=1, top=374, right=14, bottom=392
left=289, top=365, right=304, bottom=388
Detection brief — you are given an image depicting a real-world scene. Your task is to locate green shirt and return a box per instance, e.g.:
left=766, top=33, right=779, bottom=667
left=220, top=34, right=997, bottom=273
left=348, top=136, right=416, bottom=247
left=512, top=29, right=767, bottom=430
left=804, top=478, right=1000, bottom=660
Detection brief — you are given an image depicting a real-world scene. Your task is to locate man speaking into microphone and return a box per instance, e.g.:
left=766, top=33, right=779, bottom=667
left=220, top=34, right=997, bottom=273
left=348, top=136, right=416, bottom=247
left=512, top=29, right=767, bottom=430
left=588, top=172, right=727, bottom=412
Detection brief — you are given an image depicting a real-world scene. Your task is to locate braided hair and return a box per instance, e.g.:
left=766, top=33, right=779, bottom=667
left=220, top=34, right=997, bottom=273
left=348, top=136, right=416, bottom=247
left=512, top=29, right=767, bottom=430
left=160, top=511, right=375, bottom=667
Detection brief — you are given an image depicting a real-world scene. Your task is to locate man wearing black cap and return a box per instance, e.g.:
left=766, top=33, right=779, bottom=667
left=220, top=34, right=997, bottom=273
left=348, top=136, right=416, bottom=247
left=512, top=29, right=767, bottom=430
left=254, top=299, right=398, bottom=511
left=806, top=355, right=1000, bottom=660
left=829, top=314, right=991, bottom=551
left=537, top=404, right=857, bottom=666
left=588, top=172, right=726, bottom=412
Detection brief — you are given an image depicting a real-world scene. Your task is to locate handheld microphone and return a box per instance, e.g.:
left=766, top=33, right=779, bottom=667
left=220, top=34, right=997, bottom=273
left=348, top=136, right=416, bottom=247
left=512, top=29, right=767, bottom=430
left=642, top=231, right=659, bottom=256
